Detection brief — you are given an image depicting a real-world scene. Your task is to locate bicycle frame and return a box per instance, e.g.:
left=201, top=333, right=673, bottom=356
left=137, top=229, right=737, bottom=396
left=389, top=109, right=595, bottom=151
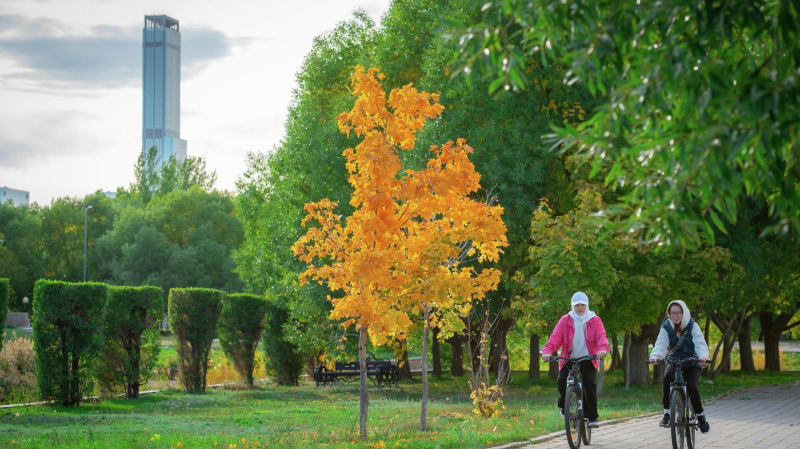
left=550, top=355, right=597, bottom=449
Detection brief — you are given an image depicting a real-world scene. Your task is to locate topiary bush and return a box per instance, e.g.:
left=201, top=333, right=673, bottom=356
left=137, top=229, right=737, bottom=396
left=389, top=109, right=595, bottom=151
left=168, top=288, right=224, bottom=393
left=97, top=286, right=163, bottom=398
left=0, top=279, right=8, bottom=354
left=262, top=300, right=304, bottom=386
left=218, top=293, right=268, bottom=386
left=32, top=280, right=108, bottom=406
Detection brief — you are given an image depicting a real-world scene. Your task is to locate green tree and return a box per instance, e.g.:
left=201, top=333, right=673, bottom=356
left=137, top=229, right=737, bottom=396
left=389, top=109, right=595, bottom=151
left=168, top=288, right=225, bottom=393
left=97, top=286, right=163, bottom=398
left=452, top=0, right=800, bottom=244
left=0, top=203, right=44, bottom=311
left=32, top=280, right=108, bottom=406
left=235, top=12, right=378, bottom=359
left=129, top=147, right=218, bottom=205
left=218, top=293, right=269, bottom=387
left=97, top=186, right=245, bottom=304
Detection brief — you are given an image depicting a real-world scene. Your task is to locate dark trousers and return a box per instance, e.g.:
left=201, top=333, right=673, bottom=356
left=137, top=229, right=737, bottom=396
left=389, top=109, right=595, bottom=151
left=557, top=360, right=598, bottom=420
left=662, top=363, right=704, bottom=413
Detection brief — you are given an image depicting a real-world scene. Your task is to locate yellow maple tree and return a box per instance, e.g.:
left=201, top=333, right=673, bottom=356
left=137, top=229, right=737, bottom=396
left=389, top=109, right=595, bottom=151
left=292, top=66, right=508, bottom=439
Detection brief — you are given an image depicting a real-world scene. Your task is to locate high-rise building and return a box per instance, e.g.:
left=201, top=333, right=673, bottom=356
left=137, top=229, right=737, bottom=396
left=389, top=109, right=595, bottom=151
left=0, top=186, right=30, bottom=207
left=142, top=15, right=187, bottom=167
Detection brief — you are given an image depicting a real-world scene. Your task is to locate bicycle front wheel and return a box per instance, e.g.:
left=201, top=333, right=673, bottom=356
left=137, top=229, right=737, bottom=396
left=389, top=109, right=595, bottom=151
left=670, top=390, right=686, bottom=449
left=686, top=401, right=696, bottom=449
left=581, top=419, right=591, bottom=445
left=565, top=386, right=582, bottom=449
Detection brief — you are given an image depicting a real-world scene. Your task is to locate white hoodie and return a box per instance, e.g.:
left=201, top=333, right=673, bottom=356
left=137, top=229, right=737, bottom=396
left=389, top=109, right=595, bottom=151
left=649, top=300, right=709, bottom=360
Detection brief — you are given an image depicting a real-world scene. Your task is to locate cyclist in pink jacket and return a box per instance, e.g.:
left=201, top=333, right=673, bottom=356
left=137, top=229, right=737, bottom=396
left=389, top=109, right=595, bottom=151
left=541, top=292, right=610, bottom=428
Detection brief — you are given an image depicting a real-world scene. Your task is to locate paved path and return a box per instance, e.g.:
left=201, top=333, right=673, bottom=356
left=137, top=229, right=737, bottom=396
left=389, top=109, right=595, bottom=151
left=519, top=381, right=800, bottom=448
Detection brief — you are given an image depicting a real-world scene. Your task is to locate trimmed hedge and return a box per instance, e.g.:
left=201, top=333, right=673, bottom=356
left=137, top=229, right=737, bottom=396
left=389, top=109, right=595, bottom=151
left=262, top=301, right=304, bottom=386
left=32, top=280, right=108, bottom=406
left=219, top=294, right=268, bottom=386
left=97, top=286, right=164, bottom=398
left=0, top=278, right=8, bottom=354
left=168, top=288, right=224, bottom=393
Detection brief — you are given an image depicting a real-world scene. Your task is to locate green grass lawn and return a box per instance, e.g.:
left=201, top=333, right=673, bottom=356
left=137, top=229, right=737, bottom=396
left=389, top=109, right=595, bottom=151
left=1, top=369, right=797, bottom=448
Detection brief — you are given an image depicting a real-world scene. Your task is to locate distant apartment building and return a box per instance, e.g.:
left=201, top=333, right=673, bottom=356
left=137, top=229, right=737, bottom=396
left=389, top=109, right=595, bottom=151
left=142, top=15, right=187, bottom=168
left=0, top=186, right=30, bottom=207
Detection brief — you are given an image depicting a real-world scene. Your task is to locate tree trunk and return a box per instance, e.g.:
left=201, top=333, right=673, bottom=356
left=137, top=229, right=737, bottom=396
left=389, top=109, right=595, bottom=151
left=528, top=334, right=540, bottom=383
left=597, top=357, right=605, bottom=395
left=628, top=331, right=654, bottom=386
left=304, top=353, right=319, bottom=377
left=420, top=307, right=430, bottom=431
left=448, top=336, right=464, bottom=377
left=608, top=335, right=620, bottom=374
left=759, top=310, right=799, bottom=372
left=652, top=361, right=664, bottom=384
left=469, top=334, right=480, bottom=374
left=623, top=334, right=631, bottom=389
left=71, top=356, right=80, bottom=406
left=491, top=320, right=510, bottom=385
left=548, top=356, right=559, bottom=381
left=398, top=342, right=412, bottom=379
left=738, top=316, right=756, bottom=372
left=359, top=327, right=369, bottom=441
left=763, top=329, right=781, bottom=371
left=432, top=327, right=442, bottom=379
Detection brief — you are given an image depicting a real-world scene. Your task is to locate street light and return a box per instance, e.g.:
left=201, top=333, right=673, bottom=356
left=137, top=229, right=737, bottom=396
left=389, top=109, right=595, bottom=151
left=22, top=296, right=29, bottom=314
left=83, top=205, right=93, bottom=282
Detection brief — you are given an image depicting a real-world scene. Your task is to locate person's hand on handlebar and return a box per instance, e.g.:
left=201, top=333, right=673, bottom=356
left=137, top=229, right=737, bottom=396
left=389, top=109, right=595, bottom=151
left=542, top=353, right=552, bottom=361
left=597, top=350, right=608, bottom=359
left=649, top=357, right=659, bottom=365
left=699, top=357, right=708, bottom=367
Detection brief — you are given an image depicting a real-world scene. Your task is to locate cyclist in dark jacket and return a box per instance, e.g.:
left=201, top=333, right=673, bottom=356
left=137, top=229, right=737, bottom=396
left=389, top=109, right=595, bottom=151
left=649, top=300, right=710, bottom=433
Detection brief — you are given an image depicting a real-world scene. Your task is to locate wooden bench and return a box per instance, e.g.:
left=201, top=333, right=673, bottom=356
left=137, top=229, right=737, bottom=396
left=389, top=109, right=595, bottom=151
left=313, top=353, right=401, bottom=389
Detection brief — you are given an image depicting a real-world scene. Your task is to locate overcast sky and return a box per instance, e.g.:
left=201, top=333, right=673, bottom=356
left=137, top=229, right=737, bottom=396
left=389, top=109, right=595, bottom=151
left=0, top=0, right=391, bottom=204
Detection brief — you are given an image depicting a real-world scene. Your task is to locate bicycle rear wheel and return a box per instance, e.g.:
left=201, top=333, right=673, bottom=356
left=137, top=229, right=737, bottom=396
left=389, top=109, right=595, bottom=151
left=565, top=386, right=582, bottom=449
left=670, top=390, right=686, bottom=449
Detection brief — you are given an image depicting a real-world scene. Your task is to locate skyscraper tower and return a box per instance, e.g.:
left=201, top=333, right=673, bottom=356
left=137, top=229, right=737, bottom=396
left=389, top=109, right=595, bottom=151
left=142, top=15, right=187, bottom=166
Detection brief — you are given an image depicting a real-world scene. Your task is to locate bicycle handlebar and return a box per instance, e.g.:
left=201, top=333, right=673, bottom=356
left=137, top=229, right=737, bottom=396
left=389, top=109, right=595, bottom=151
left=647, top=356, right=702, bottom=365
left=548, top=355, right=599, bottom=363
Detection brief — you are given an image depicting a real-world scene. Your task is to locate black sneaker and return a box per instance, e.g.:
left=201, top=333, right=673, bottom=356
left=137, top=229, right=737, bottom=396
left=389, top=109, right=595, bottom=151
left=560, top=408, right=565, bottom=418
left=697, top=415, right=710, bottom=433
left=659, top=413, right=670, bottom=427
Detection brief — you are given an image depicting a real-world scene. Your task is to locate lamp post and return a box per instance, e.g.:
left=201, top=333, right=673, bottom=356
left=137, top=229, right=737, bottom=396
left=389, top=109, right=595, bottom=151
left=22, top=296, right=29, bottom=314
left=83, top=205, right=93, bottom=282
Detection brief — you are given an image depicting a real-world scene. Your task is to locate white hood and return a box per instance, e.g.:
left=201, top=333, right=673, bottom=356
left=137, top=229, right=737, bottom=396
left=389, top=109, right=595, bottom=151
left=666, top=299, right=691, bottom=330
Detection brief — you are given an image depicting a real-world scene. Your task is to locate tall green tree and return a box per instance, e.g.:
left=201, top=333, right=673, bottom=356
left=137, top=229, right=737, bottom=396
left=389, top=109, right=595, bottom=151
left=97, top=186, right=245, bottom=302
left=235, top=12, right=378, bottom=359
left=0, top=203, right=43, bottom=310
left=452, top=0, right=800, bottom=245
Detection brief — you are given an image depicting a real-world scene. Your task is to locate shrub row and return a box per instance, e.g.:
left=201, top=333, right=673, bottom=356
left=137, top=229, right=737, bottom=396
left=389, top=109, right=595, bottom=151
left=22, top=280, right=301, bottom=404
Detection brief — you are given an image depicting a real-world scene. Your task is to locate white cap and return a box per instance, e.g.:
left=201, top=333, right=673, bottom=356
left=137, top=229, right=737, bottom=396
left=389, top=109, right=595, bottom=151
left=571, top=291, right=589, bottom=306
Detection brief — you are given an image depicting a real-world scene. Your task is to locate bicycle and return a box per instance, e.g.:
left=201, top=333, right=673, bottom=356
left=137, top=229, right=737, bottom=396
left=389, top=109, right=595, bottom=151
left=549, top=355, right=598, bottom=449
left=649, top=356, right=701, bottom=449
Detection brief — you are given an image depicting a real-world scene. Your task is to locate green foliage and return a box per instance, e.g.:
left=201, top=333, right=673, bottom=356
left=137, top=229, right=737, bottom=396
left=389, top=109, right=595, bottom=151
left=97, top=286, right=163, bottom=399
left=218, top=293, right=269, bottom=386
left=453, top=0, right=800, bottom=245
left=129, top=147, right=218, bottom=205
left=0, top=203, right=43, bottom=311
left=262, top=299, right=304, bottom=386
left=515, top=183, right=741, bottom=338
left=168, top=288, right=225, bottom=393
left=235, top=12, right=377, bottom=357
left=32, top=280, right=108, bottom=406
left=97, top=186, right=245, bottom=303
left=0, top=278, right=8, bottom=353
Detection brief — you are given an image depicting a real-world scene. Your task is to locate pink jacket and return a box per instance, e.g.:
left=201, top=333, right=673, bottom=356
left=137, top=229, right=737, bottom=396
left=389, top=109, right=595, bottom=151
left=542, top=313, right=610, bottom=370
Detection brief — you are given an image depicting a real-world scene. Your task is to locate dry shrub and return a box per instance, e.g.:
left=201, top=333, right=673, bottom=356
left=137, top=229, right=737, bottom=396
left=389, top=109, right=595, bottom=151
left=0, top=333, right=36, bottom=402
left=206, top=351, right=268, bottom=386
